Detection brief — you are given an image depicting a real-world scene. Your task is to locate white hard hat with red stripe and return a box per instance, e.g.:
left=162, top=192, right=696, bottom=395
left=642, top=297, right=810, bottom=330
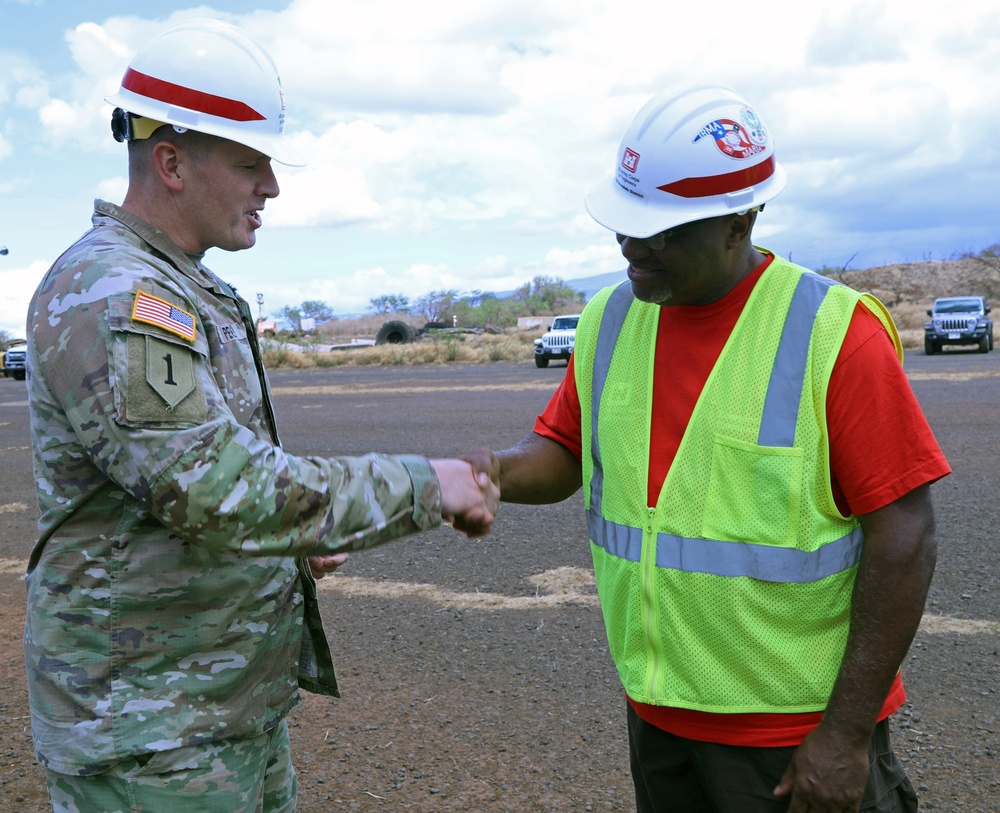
left=585, top=83, right=785, bottom=237
left=105, top=18, right=303, bottom=166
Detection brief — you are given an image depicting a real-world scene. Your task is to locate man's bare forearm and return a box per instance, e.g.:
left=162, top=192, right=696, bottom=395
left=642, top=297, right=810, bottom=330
left=464, top=432, right=582, bottom=505
left=496, top=432, right=582, bottom=504
left=823, top=484, right=938, bottom=737
left=775, top=484, right=938, bottom=810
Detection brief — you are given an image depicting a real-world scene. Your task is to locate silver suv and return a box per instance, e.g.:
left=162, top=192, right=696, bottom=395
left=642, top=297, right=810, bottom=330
left=533, top=314, right=580, bottom=368
left=924, top=296, right=993, bottom=355
left=3, top=342, right=27, bottom=380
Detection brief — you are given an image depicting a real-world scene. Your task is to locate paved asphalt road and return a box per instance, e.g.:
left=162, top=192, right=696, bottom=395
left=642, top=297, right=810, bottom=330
left=0, top=350, right=996, bottom=811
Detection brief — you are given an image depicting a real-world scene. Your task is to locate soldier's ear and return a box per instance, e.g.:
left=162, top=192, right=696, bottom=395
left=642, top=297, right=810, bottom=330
left=150, top=141, right=184, bottom=192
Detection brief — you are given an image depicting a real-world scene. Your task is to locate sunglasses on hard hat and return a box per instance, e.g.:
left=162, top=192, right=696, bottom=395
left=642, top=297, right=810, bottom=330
left=616, top=220, right=701, bottom=251
left=618, top=205, right=765, bottom=251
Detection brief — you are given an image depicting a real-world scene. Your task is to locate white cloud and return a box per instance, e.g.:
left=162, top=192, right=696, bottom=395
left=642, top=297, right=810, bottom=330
left=38, top=97, right=83, bottom=133
left=96, top=175, right=128, bottom=204
left=4, top=0, right=1000, bottom=323
left=0, top=260, right=48, bottom=337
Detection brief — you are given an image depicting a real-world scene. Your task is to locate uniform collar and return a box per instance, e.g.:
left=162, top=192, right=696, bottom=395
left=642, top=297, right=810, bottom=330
left=92, top=199, right=230, bottom=296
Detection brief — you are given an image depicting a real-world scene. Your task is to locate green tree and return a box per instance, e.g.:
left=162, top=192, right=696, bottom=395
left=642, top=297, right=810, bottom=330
left=474, top=294, right=517, bottom=327
left=415, top=289, right=460, bottom=322
left=452, top=291, right=518, bottom=328
left=276, top=305, right=302, bottom=331
left=369, top=293, right=411, bottom=314
left=300, top=300, right=334, bottom=322
left=509, top=275, right=583, bottom=316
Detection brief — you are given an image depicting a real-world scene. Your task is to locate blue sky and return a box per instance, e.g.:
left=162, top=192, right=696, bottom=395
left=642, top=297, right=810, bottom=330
left=1, top=0, right=999, bottom=336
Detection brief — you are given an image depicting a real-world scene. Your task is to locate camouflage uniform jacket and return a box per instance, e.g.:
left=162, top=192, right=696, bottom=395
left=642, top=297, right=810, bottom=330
left=24, top=200, right=443, bottom=776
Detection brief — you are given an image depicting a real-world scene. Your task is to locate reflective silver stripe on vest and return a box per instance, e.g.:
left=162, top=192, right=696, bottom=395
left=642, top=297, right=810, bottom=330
left=759, top=272, right=840, bottom=447
left=587, top=271, right=859, bottom=583
left=588, top=281, right=636, bottom=520
left=589, top=514, right=864, bottom=583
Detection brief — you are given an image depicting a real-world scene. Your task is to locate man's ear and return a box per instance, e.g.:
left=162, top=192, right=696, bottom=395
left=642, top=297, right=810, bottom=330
left=726, top=211, right=756, bottom=247
left=150, top=141, right=184, bottom=192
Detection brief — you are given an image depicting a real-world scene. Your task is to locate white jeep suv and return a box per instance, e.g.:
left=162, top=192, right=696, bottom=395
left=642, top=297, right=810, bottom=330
left=533, top=314, right=581, bottom=368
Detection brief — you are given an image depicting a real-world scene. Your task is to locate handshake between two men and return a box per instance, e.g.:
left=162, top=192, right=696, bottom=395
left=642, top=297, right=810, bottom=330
left=309, top=450, right=506, bottom=580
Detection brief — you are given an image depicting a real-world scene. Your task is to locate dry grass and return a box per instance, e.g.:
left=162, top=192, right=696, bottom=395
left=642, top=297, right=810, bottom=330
left=262, top=328, right=542, bottom=369
left=263, top=257, right=996, bottom=366
left=317, top=313, right=401, bottom=339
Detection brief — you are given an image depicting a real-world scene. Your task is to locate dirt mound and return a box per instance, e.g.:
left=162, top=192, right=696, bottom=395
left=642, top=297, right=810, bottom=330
left=826, top=256, right=999, bottom=333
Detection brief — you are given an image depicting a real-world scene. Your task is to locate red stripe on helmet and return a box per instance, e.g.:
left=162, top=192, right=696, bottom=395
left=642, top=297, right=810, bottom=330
left=121, top=68, right=265, bottom=122
left=657, top=156, right=776, bottom=198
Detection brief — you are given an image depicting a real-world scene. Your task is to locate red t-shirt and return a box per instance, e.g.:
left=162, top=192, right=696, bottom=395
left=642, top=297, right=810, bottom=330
left=534, top=255, right=951, bottom=747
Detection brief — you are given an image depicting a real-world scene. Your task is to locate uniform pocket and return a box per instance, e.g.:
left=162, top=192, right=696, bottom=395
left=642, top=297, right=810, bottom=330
left=112, top=327, right=209, bottom=427
left=702, top=434, right=803, bottom=548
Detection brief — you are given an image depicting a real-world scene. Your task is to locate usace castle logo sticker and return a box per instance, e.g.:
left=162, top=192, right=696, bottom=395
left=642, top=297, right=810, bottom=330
left=692, top=107, right=768, bottom=160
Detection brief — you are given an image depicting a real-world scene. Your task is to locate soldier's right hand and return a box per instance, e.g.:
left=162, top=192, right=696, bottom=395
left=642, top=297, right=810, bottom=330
left=430, top=458, right=499, bottom=538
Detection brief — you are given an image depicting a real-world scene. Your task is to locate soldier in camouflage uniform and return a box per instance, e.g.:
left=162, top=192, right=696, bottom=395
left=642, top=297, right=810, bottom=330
left=24, top=20, right=497, bottom=813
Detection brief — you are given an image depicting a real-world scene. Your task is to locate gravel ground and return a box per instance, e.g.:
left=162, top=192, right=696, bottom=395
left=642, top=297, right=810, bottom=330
left=0, top=353, right=997, bottom=812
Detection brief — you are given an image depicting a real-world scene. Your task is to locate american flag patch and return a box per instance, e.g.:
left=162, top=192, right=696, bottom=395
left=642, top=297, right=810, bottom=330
left=131, top=291, right=197, bottom=342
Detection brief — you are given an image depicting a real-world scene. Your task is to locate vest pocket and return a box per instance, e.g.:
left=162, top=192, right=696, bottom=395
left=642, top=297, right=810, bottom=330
left=703, top=434, right=803, bottom=550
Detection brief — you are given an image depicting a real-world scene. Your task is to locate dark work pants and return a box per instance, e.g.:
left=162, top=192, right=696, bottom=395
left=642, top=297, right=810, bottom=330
left=627, top=703, right=918, bottom=813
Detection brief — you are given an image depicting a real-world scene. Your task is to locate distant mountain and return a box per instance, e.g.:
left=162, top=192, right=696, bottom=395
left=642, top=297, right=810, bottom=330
left=497, top=268, right=629, bottom=302
left=566, top=269, right=629, bottom=300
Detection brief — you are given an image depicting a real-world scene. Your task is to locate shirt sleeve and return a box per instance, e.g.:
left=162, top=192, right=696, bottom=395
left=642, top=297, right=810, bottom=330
left=533, top=355, right=584, bottom=461
left=29, top=247, right=443, bottom=559
left=827, top=303, right=951, bottom=516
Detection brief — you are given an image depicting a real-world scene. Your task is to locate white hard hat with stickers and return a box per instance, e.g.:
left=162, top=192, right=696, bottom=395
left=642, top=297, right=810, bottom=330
left=586, top=83, right=785, bottom=238
left=106, top=18, right=303, bottom=167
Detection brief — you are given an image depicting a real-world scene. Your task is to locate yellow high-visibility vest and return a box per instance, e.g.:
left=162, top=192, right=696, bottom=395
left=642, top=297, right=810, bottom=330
left=575, top=255, right=900, bottom=713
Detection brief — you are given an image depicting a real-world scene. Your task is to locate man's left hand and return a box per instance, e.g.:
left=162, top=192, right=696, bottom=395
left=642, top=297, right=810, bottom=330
left=308, top=553, right=349, bottom=579
left=773, top=724, right=870, bottom=812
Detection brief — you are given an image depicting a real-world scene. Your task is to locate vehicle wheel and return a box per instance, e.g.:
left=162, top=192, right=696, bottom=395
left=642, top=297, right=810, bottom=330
left=535, top=355, right=549, bottom=368
left=14, top=370, right=25, bottom=381
left=978, top=333, right=990, bottom=353
left=924, top=338, right=936, bottom=355
left=990, top=331, right=995, bottom=351
left=375, top=320, right=415, bottom=345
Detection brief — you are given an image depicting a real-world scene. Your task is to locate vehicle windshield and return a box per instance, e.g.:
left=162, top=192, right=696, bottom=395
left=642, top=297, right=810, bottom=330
left=552, top=317, right=579, bottom=330
left=935, top=299, right=982, bottom=314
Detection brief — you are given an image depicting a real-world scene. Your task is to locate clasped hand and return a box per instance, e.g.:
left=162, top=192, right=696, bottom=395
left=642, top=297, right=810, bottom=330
left=431, top=455, right=500, bottom=537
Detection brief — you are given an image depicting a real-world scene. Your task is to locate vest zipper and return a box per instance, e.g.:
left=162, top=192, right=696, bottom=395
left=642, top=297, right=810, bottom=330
left=642, top=507, right=661, bottom=703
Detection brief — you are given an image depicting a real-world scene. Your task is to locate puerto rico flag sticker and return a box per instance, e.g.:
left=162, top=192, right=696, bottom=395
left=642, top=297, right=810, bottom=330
left=132, top=291, right=197, bottom=342
left=693, top=107, right=768, bottom=160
